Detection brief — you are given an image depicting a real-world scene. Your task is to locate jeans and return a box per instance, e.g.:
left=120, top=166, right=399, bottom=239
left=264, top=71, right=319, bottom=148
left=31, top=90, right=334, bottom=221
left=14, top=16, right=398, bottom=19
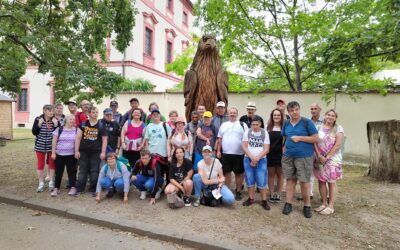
left=54, top=155, right=77, bottom=189
left=76, top=151, right=101, bottom=193
left=193, top=174, right=235, bottom=205
left=131, top=175, right=164, bottom=192
left=244, top=157, right=268, bottom=189
left=193, top=152, right=203, bottom=173
left=100, top=176, right=124, bottom=192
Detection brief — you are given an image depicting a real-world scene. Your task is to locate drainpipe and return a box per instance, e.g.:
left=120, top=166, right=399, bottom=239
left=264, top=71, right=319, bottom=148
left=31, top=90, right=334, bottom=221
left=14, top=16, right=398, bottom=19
left=122, top=50, right=126, bottom=78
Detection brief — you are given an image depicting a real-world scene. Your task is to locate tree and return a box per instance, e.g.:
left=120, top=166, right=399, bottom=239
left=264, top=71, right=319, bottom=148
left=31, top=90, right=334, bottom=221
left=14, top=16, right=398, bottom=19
left=194, top=0, right=400, bottom=101
left=0, top=0, right=137, bottom=102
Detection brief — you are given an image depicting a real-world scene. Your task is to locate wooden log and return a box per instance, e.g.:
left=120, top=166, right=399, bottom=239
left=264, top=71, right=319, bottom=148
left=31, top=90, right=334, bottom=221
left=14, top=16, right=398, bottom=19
left=367, top=120, right=400, bottom=183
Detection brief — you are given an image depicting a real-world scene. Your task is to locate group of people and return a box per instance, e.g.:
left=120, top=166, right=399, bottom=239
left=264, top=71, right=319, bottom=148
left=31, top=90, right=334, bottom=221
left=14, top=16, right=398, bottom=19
left=32, top=97, right=345, bottom=218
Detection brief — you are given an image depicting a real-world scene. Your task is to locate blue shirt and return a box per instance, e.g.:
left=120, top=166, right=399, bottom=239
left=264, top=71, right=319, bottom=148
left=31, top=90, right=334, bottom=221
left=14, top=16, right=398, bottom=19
left=282, top=117, right=318, bottom=158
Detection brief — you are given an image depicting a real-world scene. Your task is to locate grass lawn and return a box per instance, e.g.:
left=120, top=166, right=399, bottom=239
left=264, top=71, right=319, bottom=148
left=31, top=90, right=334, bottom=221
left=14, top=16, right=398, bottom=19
left=13, top=128, right=34, bottom=140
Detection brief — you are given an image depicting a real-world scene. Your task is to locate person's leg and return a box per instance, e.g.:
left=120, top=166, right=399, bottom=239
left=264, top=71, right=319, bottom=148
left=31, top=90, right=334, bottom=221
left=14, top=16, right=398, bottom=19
left=65, top=156, right=77, bottom=188
left=193, top=152, right=203, bottom=173
left=76, top=151, right=90, bottom=193
left=88, top=152, right=101, bottom=193
left=132, top=174, right=147, bottom=191
left=327, top=182, right=337, bottom=209
left=296, top=157, right=313, bottom=207
left=286, top=179, right=297, bottom=204
left=182, top=179, right=193, bottom=196
left=221, top=154, right=232, bottom=187
left=243, top=157, right=255, bottom=202
left=276, top=167, right=284, bottom=194
left=36, top=152, right=45, bottom=187
left=144, top=177, right=155, bottom=192
left=164, top=183, right=178, bottom=194
left=319, top=181, right=328, bottom=206
left=113, top=178, right=125, bottom=192
left=220, top=185, right=235, bottom=205
left=193, top=174, right=206, bottom=198
left=100, top=176, right=112, bottom=190
left=54, top=155, right=65, bottom=189
left=282, top=155, right=297, bottom=204
left=299, top=181, right=311, bottom=206
left=268, top=167, right=276, bottom=197
left=310, top=174, right=315, bottom=197
left=256, top=158, right=268, bottom=201
left=47, top=152, right=56, bottom=188
left=234, top=155, right=245, bottom=194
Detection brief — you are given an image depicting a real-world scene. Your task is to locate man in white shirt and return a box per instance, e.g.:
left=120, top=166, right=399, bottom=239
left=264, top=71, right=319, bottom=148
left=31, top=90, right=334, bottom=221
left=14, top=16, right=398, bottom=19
left=216, top=107, right=248, bottom=201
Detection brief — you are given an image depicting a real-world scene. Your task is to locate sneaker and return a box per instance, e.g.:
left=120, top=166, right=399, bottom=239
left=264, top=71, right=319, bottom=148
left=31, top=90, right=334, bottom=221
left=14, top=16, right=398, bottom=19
left=51, top=188, right=60, bottom=197
left=275, top=194, right=281, bottom=202
left=91, top=192, right=96, bottom=197
left=269, top=195, right=275, bottom=203
left=74, top=192, right=82, bottom=197
left=139, top=191, right=147, bottom=200
left=242, top=198, right=254, bottom=206
left=261, top=200, right=271, bottom=210
left=155, top=188, right=162, bottom=200
left=193, top=197, right=200, bottom=207
left=106, top=189, right=115, bottom=198
left=235, top=191, right=242, bottom=201
left=183, top=196, right=191, bottom=207
left=303, top=206, right=312, bottom=218
left=49, top=181, right=55, bottom=192
left=36, top=182, right=44, bottom=193
left=68, top=187, right=77, bottom=196
left=282, top=203, right=293, bottom=215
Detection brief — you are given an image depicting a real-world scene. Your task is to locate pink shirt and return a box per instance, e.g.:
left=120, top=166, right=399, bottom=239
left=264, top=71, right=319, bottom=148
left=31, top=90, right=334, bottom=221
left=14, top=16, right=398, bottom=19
left=124, top=121, right=145, bottom=151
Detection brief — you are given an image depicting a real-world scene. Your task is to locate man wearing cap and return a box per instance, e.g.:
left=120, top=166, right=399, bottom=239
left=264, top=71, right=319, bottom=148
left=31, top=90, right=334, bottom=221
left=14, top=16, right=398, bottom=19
left=109, top=101, right=122, bottom=124
left=239, top=101, right=265, bottom=128
left=216, top=107, right=248, bottom=201
left=277, top=99, right=290, bottom=120
left=75, top=99, right=91, bottom=128
left=211, top=101, right=228, bottom=152
left=99, top=108, right=121, bottom=154
left=121, top=98, right=146, bottom=126
left=194, top=111, right=216, bottom=172
left=65, top=101, right=78, bottom=115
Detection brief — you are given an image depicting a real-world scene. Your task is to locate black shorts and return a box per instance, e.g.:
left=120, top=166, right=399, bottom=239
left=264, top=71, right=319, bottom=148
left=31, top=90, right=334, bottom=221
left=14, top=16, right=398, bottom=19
left=221, top=154, right=244, bottom=175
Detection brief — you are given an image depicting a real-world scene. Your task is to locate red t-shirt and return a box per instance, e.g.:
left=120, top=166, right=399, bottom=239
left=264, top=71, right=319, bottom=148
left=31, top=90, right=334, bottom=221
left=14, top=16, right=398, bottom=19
left=75, top=112, right=88, bottom=128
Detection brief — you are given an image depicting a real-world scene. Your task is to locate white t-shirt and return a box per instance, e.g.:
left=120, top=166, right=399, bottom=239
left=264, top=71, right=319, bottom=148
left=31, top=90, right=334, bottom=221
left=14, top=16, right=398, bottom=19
left=198, top=158, right=222, bottom=181
left=218, top=121, right=248, bottom=155
left=144, top=122, right=171, bottom=157
left=242, top=129, right=270, bottom=158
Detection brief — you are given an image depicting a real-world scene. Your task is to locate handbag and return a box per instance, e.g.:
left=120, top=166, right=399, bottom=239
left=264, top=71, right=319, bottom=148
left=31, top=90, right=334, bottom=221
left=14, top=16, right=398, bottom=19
left=200, top=160, right=221, bottom=207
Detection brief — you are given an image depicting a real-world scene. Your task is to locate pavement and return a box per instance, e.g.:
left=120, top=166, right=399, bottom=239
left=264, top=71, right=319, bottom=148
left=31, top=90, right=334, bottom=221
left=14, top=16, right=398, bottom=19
left=0, top=203, right=192, bottom=250
left=0, top=192, right=245, bottom=250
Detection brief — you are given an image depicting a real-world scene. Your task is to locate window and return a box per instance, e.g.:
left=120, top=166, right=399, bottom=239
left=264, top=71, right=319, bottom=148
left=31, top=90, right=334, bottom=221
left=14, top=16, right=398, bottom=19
left=167, top=0, right=173, bottom=11
left=145, top=28, right=153, bottom=56
left=18, top=88, right=28, bottom=111
left=183, top=11, right=188, bottom=25
left=166, top=41, right=173, bottom=64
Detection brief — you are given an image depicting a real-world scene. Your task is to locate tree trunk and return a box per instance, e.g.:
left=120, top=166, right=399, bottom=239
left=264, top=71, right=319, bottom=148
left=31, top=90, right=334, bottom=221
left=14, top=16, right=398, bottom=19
left=367, top=120, right=400, bottom=183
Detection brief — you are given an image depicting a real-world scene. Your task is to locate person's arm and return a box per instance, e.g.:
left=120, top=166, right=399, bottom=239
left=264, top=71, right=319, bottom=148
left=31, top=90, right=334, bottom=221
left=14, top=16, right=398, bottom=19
left=198, top=162, right=219, bottom=186
left=51, top=129, right=58, bottom=160
left=32, top=117, right=41, bottom=135
left=216, top=167, right=225, bottom=188
left=96, top=166, right=106, bottom=203
left=184, top=160, right=194, bottom=180
left=168, top=167, right=184, bottom=192
left=100, top=135, right=107, bottom=160
left=116, top=123, right=121, bottom=153
left=149, top=163, right=162, bottom=205
left=74, top=128, right=82, bottom=159
left=215, top=138, right=222, bottom=158
left=196, top=127, right=208, bottom=141
left=167, top=135, right=173, bottom=162
left=241, top=141, right=255, bottom=161
left=120, top=122, right=128, bottom=150
left=130, top=161, right=139, bottom=181
left=282, top=136, right=286, bottom=154
left=257, top=143, right=270, bottom=159
left=188, top=133, right=193, bottom=160
left=121, top=164, right=130, bottom=204
left=291, top=134, right=319, bottom=143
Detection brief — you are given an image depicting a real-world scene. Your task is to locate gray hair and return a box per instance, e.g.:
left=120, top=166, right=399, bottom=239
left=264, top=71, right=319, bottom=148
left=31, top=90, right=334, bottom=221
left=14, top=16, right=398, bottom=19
left=287, top=101, right=300, bottom=111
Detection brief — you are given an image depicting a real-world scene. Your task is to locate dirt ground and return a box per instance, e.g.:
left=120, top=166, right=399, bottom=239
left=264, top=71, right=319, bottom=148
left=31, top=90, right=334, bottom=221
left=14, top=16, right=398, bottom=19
left=0, top=138, right=399, bottom=249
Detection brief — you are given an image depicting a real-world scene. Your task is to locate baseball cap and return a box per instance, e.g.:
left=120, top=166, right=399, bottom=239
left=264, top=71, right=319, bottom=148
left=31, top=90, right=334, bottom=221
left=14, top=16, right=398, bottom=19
left=216, top=101, right=225, bottom=107
left=202, top=145, right=213, bottom=152
left=203, top=111, right=212, bottom=118
left=276, top=99, right=286, bottom=105
left=65, top=101, right=77, bottom=106
left=175, top=117, right=186, bottom=125
left=151, top=109, right=161, bottom=115
left=110, top=100, right=118, bottom=106
left=247, top=101, right=256, bottom=109
left=103, top=108, right=113, bottom=115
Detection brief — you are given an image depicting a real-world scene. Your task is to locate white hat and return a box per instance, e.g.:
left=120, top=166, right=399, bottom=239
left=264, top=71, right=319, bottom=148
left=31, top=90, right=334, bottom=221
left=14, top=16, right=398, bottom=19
left=216, top=101, right=225, bottom=107
left=247, top=101, right=256, bottom=109
left=202, top=145, right=213, bottom=152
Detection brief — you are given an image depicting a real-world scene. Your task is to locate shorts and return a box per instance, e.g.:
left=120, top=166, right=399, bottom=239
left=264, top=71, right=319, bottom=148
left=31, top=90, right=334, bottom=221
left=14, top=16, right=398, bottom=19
left=282, top=155, right=313, bottom=182
left=221, top=154, right=244, bottom=175
left=244, top=157, right=267, bottom=189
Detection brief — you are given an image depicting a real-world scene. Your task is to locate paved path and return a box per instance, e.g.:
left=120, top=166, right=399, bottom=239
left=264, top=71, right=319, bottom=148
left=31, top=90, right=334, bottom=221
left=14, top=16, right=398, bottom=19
left=0, top=203, right=191, bottom=250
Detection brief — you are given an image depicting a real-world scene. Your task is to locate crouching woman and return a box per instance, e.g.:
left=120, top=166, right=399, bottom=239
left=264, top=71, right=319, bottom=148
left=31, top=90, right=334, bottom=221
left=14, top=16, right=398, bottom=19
left=95, top=152, right=130, bottom=204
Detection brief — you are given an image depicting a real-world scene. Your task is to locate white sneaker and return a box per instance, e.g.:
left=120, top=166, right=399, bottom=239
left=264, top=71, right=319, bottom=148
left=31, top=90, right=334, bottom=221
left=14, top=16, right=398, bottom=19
left=49, top=181, right=55, bottom=191
left=155, top=188, right=162, bottom=200
left=36, top=182, right=44, bottom=193
left=51, top=188, right=60, bottom=197
left=139, top=191, right=147, bottom=200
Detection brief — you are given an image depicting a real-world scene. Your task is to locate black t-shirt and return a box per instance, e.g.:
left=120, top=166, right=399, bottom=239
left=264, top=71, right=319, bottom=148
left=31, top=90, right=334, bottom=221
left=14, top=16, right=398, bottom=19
left=79, top=120, right=107, bottom=153
left=267, top=130, right=283, bottom=166
left=239, top=114, right=265, bottom=128
left=169, top=158, right=193, bottom=183
left=100, top=119, right=120, bottom=151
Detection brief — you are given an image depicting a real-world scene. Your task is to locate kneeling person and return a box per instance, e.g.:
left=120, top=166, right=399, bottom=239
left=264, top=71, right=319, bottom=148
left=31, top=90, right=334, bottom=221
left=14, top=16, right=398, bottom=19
left=131, top=150, right=163, bottom=205
left=95, top=153, right=130, bottom=204
left=165, top=147, right=194, bottom=207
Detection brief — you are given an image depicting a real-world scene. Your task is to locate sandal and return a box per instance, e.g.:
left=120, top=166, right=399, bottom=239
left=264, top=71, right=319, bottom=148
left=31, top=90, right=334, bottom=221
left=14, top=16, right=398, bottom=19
left=314, top=205, right=326, bottom=212
left=319, top=207, right=334, bottom=215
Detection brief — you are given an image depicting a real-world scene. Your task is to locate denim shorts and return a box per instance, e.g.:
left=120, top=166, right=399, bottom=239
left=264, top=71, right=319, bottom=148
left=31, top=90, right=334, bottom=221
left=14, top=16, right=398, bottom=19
left=244, top=157, right=268, bottom=189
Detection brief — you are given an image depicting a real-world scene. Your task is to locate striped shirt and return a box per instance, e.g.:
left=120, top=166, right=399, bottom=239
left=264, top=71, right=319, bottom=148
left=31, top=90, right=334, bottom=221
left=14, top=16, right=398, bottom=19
left=32, top=116, right=58, bottom=152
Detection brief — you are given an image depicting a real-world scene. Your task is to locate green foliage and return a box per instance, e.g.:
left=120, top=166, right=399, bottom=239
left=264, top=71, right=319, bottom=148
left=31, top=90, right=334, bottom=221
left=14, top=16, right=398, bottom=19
left=0, top=0, right=137, bottom=102
left=119, top=78, right=156, bottom=92
left=194, top=0, right=400, bottom=101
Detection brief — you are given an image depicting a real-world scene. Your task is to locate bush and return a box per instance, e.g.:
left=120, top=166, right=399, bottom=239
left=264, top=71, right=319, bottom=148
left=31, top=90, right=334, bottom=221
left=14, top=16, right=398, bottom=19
left=119, top=78, right=156, bottom=92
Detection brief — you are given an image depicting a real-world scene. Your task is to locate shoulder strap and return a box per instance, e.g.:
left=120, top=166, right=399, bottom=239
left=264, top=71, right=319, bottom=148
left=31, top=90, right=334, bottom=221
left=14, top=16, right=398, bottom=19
left=240, top=121, right=244, bottom=130
left=103, top=164, right=109, bottom=174
left=260, top=128, right=266, bottom=141
left=301, top=117, right=310, bottom=135
left=151, top=158, right=157, bottom=170
left=208, top=160, right=215, bottom=180
left=162, top=122, right=168, bottom=138
left=116, top=162, right=122, bottom=173
left=127, top=119, right=132, bottom=126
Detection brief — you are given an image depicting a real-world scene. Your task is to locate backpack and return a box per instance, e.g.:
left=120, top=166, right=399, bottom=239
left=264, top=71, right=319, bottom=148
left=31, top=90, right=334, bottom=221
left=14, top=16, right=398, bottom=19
left=137, top=153, right=168, bottom=171
left=283, top=117, right=310, bottom=135
left=103, top=155, right=131, bottom=174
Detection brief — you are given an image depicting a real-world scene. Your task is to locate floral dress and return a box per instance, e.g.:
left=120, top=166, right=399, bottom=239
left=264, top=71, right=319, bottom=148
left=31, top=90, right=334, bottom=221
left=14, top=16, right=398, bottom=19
left=313, top=125, right=345, bottom=182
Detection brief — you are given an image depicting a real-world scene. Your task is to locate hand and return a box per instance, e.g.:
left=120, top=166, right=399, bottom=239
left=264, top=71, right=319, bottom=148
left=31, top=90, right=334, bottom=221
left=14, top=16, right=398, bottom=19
left=188, top=156, right=192, bottom=162
left=149, top=198, right=156, bottom=205
left=206, top=139, right=210, bottom=146
left=123, top=196, right=128, bottom=205
left=122, top=143, right=127, bottom=150
left=320, top=156, right=328, bottom=164
left=168, top=156, right=172, bottom=163
left=51, top=153, right=56, bottom=160
left=38, top=118, right=44, bottom=128
left=216, top=151, right=221, bottom=159
left=96, top=194, right=101, bottom=203
left=74, top=152, right=80, bottom=160
left=291, top=136, right=301, bottom=143
left=100, top=152, right=105, bottom=160
left=52, top=117, right=58, bottom=127
left=130, top=175, right=137, bottom=182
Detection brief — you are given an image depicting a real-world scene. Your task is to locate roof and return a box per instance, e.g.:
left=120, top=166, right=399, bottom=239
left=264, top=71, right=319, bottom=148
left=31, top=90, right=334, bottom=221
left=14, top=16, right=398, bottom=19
left=0, top=94, right=14, bottom=102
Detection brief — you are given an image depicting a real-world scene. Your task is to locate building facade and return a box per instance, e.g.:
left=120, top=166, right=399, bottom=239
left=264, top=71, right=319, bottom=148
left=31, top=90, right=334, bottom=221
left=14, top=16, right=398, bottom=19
left=12, top=0, right=193, bottom=128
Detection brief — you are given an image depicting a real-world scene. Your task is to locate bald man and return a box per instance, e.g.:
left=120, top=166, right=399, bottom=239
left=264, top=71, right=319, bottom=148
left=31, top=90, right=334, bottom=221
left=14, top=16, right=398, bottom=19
left=310, top=103, right=323, bottom=127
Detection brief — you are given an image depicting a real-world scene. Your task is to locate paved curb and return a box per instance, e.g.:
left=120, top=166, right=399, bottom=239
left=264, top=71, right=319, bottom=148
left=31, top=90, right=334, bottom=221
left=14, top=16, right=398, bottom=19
left=0, top=193, right=245, bottom=250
